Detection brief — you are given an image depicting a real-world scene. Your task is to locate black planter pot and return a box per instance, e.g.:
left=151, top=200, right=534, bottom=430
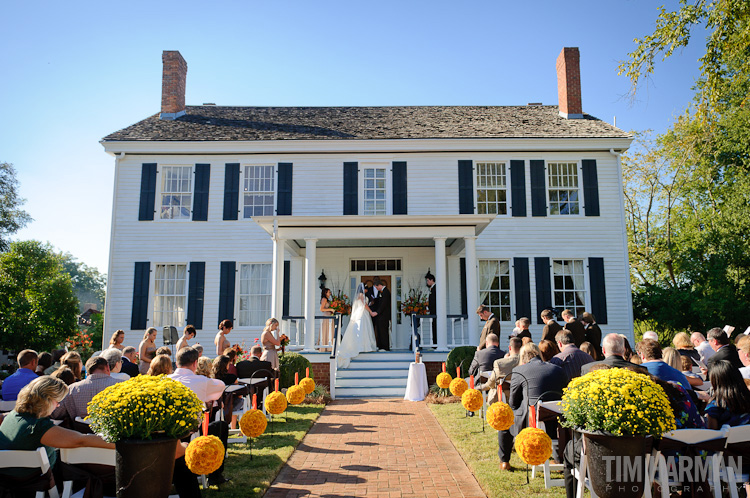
left=115, top=437, right=178, bottom=498
left=582, top=432, right=654, bottom=498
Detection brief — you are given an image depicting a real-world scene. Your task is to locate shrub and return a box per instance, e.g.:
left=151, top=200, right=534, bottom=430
left=278, top=352, right=312, bottom=389
left=446, top=346, right=475, bottom=377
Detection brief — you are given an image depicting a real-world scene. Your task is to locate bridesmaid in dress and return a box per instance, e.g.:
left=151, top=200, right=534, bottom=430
left=138, top=327, right=157, bottom=375
left=108, top=330, right=125, bottom=350
left=260, top=318, right=281, bottom=372
left=215, top=319, right=232, bottom=356
left=319, top=288, right=334, bottom=351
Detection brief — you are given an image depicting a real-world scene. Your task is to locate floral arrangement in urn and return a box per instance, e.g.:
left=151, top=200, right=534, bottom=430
left=401, top=288, right=428, bottom=316
left=87, top=375, right=204, bottom=442
left=560, top=368, right=676, bottom=436
left=329, top=290, right=351, bottom=315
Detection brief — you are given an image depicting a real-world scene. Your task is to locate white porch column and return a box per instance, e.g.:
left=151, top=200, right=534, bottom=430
left=271, top=237, right=285, bottom=320
left=434, top=237, right=448, bottom=351
left=464, top=236, right=479, bottom=344
left=303, top=238, right=318, bottom=352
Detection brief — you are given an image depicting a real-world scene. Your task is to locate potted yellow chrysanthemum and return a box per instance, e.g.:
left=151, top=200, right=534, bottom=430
left=560, top=368, right=676, bottom=498
left=87, top=375, right=204, bottom=498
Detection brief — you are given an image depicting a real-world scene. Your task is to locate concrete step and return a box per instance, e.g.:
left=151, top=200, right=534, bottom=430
left=336, top=368, right=409, bottom=379
left=336, top=376, right=408, bottom=388
left=344, top=360, right=413, bottom=370
left=335, top=386, right=405, bottom=397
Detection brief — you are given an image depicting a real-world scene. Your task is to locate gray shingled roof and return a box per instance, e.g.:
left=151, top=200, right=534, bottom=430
left=103, top=105, right=630, bottom=141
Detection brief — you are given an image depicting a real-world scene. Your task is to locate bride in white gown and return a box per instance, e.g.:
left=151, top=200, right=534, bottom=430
left=337, top=283, right=378, bottom=369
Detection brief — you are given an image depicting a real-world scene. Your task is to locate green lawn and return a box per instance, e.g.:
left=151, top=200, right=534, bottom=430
left=202, top=404, right=325, bottom=498
left=429, top=402, right=567, bottom=498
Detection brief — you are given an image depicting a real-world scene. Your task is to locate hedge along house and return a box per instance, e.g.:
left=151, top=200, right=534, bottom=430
left=101, top=48, right=632, bottom=397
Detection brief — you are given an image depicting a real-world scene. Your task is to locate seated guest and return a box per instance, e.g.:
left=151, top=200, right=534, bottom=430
left=469, top=334, right=505, bottom=378
left=222, top=347, right=239, bottom=377
left=561, top=309, right=585, bottom=346
left=1, top=350, right=39, bottom=401
left=212, top=355, right=238, bottom=386
left=51, top=356, right=123, bottom=421
left=581, top=333, right=635, bottom=375
left=236, top=345, right=274, bottom=380
left=50, top=366, right=76, bottom=386
left=621, top=335, right=635, bottom=362
left=120, top=346, right=140, bottom=378
left=679, top=355, right=705, bottom=388
left=581, top=312, right=602, bottom=358
left=478, top=337, right=522, bottom=405
left=35, top=352, right=52, bottom=376
left=691, top=331, right=717, bottom=363
left=193, top=344, right=204, bottom=357
left=196, top=357, right=213, bottom=377
left=147, top=354, right=173, bottom=376
left=60, top=351, right=83, bottom=382
left=169, top=347, right=230, bottom=488
left=44, top=349, right=67, bottom=375
left=554, top=330, right=594, bottom=380
left=176, top=325, right=196, bottom=352
left=0, top=377, right=115, bottom=482
left=642, top=331, right=659, bottom=342
left=636, top=339, right=692, bottom=392
left=539, top=340, right=562, bottom=364
left=673, top=332, right=701, bottom=362
left=101, top=348, right=129, bottom=381
left=155, top=346, right=172, bottom=357
left=579, top=342, right=597, bottom=360
left=663, top=347, right=702, bottom=388
left=705, top=360, right=750, bottom=429
left=499, top=343, right=568, bottom=470
left=705, top=327, right=743, bottom=375
left=737, top=335, right=750, bottom=380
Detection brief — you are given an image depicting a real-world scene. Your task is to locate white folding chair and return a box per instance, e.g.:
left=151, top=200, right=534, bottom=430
left=718, top=425, right=750, bottom=498
left=0, top=400, right=16, bottom=412
left=0, top=447, right=60, bottom=498
left=59, top=447, right=116, bottom=498
left=530, top=400, right=564, bottom=488
left=225, top=384, right=249, bottom=444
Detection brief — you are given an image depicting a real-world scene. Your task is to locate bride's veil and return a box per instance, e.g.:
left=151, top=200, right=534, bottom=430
left=355, top=283, right=366, bottom=297
left=351, top=283, right=366, bottom=316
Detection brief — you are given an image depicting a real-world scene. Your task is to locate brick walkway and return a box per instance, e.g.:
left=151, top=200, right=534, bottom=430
left=264, top=398, right=486, bottom=498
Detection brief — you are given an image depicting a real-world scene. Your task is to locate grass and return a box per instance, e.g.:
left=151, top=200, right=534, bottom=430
left=429, top=402, right=567, bottom=498
left=202, top=404, right=325, bottom=498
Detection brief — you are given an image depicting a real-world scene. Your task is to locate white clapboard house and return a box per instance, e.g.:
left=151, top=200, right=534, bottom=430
left=101, top=49, right=632, bottom=396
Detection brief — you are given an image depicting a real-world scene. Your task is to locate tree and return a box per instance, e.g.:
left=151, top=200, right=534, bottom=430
left=0, top=162, right=32, bottom=251
left=59, top=253, right=107, bottom=313
left=0, top=240, right=78, bottom=351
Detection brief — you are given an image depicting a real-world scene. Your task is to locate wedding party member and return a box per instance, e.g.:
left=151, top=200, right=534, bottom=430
left=108, top=329, right=125, bottom=350
left=478, top=337, right=522, bottom=405
left=1, top=350, right=38, bottom=401
left=540, top=309, right=562, bottom=343
left=553, top=330, right=593, bottom=380
left=561, top=309, right=585, bottom=347
left=514, top=317, right=532, bottom=341
left=705, top=327, right=743, bottom=374
left=319, top=288, right=334, bottom=351
left=0, top=376, right=115, bottom=482
left=581, top=333, right=635, bottom=374
left=52, top=357, right=123, bottom=421
left=176, top=325, right=196, bottom=351
left=120, top=346, right=140, bottom=377
left=138, top=327, right=157, bottom=375
left=426, top=271, right=437, bottom=346
left=370, top=278, right=391, bottom=351
left=691, top=331, right=716, bottom=363
left=147, top=354, right=173, bottom=376
left=215, top=319, right=232, bottom=356
left=338, top=284, right=377, bottom=369
left=476, top=305, right=500, bottom=351
left=581, top=312, right=602, bottom=357
left=469, top=334, right=505, bottom=377
left=672, top=331, right=701, bottom=362
left=260, top=318, right=282, bottom=371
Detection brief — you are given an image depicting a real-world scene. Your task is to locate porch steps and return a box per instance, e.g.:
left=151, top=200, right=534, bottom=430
left=335, top=351, right=416, bottom=398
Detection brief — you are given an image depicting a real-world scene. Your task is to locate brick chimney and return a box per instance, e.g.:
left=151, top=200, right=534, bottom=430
left=556, top=47, right=583, bottom=119
left=160, top=51, right=187, bottom=120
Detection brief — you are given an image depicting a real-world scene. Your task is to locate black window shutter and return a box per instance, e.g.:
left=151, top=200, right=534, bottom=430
left=187, top=262, right=205, bottom=329
left=138, top=164, right=157, bottom=221
left=589, top=257, right=608, bottom=324
left=192, top=164, right=210, bottom=221
left=392, top=161, right=408, bottom=215
left=459, top=257, right=467, bottom=315
left=458, top=160, right=474, bottom=214
left=514, top=257, right=532, bottom=319
left=277, top=163, right=293, bottom=216
left=218, top=261, right=236, bottom=326
left=510, top=160, right=527, bottom=217
left=282, top=260, right=291, bottom=317
left=223, top=164, right=240, bottom=220
left=343, top=162, right=358, bottom=215
left=582, top=159, right=600, bottom=216
left=130, top=262, right=150, bottom=330
left=530, top=160, right=547, bottom=217
left=534, top=257, right=552, bottom=324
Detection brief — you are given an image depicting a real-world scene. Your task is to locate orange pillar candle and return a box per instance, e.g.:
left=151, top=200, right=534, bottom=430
left=295, top=372, right=299, bottom=385
left=252, top=394, right=257, bottom=410
left=415, top=352, right=419, bottom=363
left=470, top=375, right=475, bottom=389
left=442, top=362, right=446, bottom=373
left=203, top=411, right=209, bottom=436
left=456, top=367, right=461, bottom=378
left=275, top=378, right=279, bottom=392
left=306, top=367, right=310, bottom=378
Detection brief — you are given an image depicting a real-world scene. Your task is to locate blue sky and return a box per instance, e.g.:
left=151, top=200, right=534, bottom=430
left=1, top=0, right=705, bottom=273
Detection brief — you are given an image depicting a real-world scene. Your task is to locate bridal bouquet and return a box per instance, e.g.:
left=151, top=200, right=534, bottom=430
left=402, top=288, right=428, bottom=315
left=329, top=291, right=351, bottom=315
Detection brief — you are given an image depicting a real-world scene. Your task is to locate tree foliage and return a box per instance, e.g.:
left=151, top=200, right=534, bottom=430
left=0, top=162, right=32, bottom=252
left=0, top=240, right=79, bottom=351
left=59, top=253, right=106, bottom=313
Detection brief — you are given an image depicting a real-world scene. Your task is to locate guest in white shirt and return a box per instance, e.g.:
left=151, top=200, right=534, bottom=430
left=691, top=332, right=717, bottom=363
left=737, top=335, right=750, bottom=380
left=100, top=348, right=130, bottom=382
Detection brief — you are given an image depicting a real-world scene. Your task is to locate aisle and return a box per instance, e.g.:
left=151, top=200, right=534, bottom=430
left=264, top=398, right=486, bottom=498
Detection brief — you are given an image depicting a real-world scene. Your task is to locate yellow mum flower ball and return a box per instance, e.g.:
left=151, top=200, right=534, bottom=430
left=299, top=377, right=316, bottom=395
left=436, top=372, right=452, bottom=389
left=286, top=385, right=306, bottom=405
left=239, top=409, right=267, bottom=438
left=449, top=377, right=468, bottom=397
left=514, top=427, right=553, bottom=466
left=266, top=391, right=288, bottom=415
left=487, top=402, right=514, bottom=431
left=461, top=388, right=483, bottom=412
left=185, top=435, right=224, bottom=475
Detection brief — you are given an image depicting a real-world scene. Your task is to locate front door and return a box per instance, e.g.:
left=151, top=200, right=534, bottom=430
left=357, top=275, right=411, bottom=350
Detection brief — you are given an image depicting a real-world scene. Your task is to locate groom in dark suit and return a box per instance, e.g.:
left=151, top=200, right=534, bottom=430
left=370, top=277, right=391, bottom=351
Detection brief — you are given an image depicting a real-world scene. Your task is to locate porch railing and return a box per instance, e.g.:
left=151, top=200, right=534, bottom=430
left=280, top=315, right=340, bottom=351
left=410, top=314, right=469, bottom=350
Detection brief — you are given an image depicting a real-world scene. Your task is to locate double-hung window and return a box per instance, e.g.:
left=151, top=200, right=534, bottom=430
left=153, top=264, right=187, bottom=327
left=238, top=263, right=272, bottom=327
left=242, top=165, right=275, bottom=218
left=362, top=167, right=387, bottom=215
left=547, top=162, right=580, bottom=215
left=478, top=259, right=512, bottom=322
left=160, top=166, right=193, bottom=219
left=552, top=259, right=586, bottom=318
left=476, top=162, right=508, bottom=215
